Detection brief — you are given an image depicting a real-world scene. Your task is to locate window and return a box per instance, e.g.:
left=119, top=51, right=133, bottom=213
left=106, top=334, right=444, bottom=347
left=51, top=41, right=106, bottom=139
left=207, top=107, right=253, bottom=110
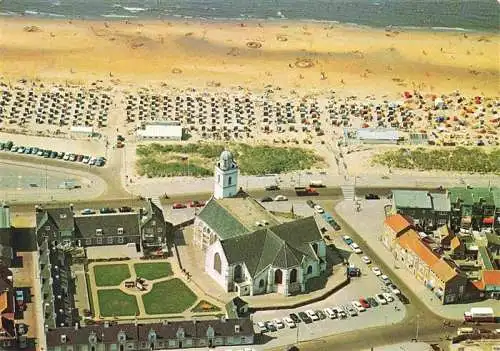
left=307, top=265, right=313, bottom=274
left=290, top=268, right=297, bottom=283
left=85, top=238, right=92, bottom=245
left=157, top=227, right=163, bottom=233
left=213, top=253, right=222, bottom=274
left=234, top=265, right=242, bottom=282
left=228, top=176, right=232, bottom=186
left=96, top=238, right=102, bottom=245
left=45, top=226, right=51, bottom=231
left=151, top=221, right=156, bottom=226
left=96, top=229, right=102, bottom=236
left=107, top=237, right=114, bottom=244
left=259, top=279, right=265, bottom=288
left=312, top=243, right=318, bottom=254
left=274, top=269, right=283, bottom=284
left=117, top=228, right=124, bottom=235
left=117, top=237, right=124, bottom=244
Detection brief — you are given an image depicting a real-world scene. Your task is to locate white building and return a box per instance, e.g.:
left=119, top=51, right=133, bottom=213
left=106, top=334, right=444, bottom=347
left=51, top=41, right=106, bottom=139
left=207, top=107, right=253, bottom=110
left=194, top=150, right=327, bottom=297
left=214, top=150, right=239, bottom=199
left=136, top=122, right=183, bottom=141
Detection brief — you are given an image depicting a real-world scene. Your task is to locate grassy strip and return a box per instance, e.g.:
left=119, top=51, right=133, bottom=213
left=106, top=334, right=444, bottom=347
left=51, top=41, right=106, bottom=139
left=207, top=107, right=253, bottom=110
left=136, top=142, right=323, bottom=177
left=133, top=262, right=173, bottom=280
left=372, top=147, right=500, bottom=174
left=93, top=264, right=131, bottom=287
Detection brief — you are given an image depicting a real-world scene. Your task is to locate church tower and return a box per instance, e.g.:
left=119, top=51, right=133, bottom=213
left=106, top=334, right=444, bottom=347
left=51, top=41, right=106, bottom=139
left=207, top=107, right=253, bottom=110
left=214, top=150, right=238, bottom=199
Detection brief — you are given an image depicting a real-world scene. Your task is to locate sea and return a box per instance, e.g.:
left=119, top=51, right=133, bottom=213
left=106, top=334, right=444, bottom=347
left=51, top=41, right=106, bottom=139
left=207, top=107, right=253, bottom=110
left=0, top=0, right=499, bottom=32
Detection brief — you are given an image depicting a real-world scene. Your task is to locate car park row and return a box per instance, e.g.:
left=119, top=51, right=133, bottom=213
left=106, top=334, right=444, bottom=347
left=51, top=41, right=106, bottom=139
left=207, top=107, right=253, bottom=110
left=256, top=290, right=397, bottom=333
left=0, top=140, right=106, bottom=167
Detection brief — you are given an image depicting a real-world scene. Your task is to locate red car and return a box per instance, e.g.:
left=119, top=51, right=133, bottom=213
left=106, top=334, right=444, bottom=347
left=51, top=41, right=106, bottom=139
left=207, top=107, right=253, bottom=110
left=172, top=203, right=186, bottom=209
left=189, top=200, right=205, bottom=208
left=359, top=298, right=370, bottom=309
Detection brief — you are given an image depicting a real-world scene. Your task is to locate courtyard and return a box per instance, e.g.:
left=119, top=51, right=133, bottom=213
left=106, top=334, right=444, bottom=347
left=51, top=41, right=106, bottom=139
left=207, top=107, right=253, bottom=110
left=85, top=259, right=221, bottom=320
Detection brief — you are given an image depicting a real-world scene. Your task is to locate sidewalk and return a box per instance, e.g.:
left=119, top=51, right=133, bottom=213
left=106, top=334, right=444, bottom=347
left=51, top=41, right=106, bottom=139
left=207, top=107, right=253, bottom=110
left=334, top=199, right=495, bottom=320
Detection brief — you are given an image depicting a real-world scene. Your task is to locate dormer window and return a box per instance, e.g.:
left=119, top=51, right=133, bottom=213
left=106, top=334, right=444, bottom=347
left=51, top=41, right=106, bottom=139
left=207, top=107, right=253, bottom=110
left=117, top=330, right=126, bottom=343
left=60, top=214, right=67, bottom=219
left=96, top=229, right=103, bottom=236
left=117, top=227, right=124, bottom=235
left=88, top=332, right=97, bottom=344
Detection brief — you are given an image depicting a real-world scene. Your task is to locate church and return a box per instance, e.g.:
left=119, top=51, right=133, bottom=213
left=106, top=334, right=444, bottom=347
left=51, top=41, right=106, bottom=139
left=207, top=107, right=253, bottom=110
left=194, top=150, right=327, bottom=297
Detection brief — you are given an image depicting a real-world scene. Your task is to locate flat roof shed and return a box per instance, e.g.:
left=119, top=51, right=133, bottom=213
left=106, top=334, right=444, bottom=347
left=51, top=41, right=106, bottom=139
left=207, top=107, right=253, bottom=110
left=136, top=124, right=183, bottom=140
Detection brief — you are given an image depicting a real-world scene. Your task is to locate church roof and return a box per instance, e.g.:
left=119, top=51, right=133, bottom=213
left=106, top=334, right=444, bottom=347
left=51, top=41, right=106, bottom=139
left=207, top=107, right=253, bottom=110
left=197, top=199, right=248, bottom=240
left=220, top=217, right=322, bottom=278
left=197, top=197, right=279, bottom=240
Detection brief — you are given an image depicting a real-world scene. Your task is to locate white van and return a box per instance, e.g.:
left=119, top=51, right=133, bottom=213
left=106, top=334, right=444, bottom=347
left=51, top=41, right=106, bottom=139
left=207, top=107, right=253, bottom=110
left=457, top=327, right=474, bottom=336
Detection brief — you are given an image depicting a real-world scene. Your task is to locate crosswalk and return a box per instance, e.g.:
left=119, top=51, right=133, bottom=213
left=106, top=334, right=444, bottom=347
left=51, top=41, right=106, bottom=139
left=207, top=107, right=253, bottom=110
left=341, top=184, right=355, bottom=201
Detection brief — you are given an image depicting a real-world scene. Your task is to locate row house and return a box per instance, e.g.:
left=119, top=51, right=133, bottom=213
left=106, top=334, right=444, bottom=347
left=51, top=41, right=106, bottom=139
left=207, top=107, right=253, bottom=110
left=46, top=318, right=254, bottom=351
left=449, top=187, right=499, bottom=231
left=394, top=229, right=467, bottom=304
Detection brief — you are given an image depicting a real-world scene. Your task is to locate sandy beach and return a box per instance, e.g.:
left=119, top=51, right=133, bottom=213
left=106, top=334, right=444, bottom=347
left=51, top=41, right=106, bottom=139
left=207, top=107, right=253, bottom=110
left=0, top=18, right=499, bottom=97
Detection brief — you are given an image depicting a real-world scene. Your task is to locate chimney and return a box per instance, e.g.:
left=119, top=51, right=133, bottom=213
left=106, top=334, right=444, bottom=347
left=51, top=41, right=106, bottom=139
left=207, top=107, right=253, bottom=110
left=60, top=334, right=67, bottom=343
left=162, top=320, right=168, bottom=326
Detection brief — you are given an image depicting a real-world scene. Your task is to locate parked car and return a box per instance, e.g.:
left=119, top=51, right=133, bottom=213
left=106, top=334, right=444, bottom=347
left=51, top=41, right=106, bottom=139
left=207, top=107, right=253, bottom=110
left=99, top=208, right=116, bottom=214
left=31, top=147, right=39, bottom=155
left=81, top=209, right=95, bottom=215
left=274, top=195, right=288, bottom=201
left=172, top=203, right=187, bottom=209
left=265, top=185, right=280, bottom=191
left=82, top=156, right=90, bottom=164
left=334, top=306, right=347, bottom=319
left=349, top=243, right=363, bottom=254
left=305, top=309, right=319, bottom=321
left=57, top=152, right=65, bottom=159
left=371, top=266, right=382, bottom=276
left=77, top=154, right=84, bottom=162
left=375, top=294, right=388, bottom=305
left=313, top=205, right=324, bottom=214
left=189, top=200, right=205, bottom=208
left=17, top=146, right=25, bottom=153
left=50, top=151, right=58, bottom=158
left=359, top=298, right=370, bottom=309
left=289, top=313, right=300, bottom=324
left=43, top=150, right=51, bottom=158
left=306, top=200, right=316, bottom=208
left=260, top=196, right=273, bottom=203
left=382, top=292, right=394, bottom=302
left=346, top=305, right=358, bottom=316
left=342, top=235, right=353, bottom=245
left=361, top=256, right=371, bottom=264
left=283, top=317, right=296, bottom=328
left=315, top=310, right=326, bottom=320
left=89, top=157, right=97, bottom=165
left=118, top=206, right=133, bottom=213
left=63, top=153, right=70, bottom=161
left=388, top=284, right=401, bottom=295
left=352, top=301, right=365, bottom=312
left=298, top=312, right=312, bottom=324
left=324, top=307, right=337, bottom=319
left=272, top=319, right=285, bottom=329
left=380, top=274, right=391, bottom=285
left=257, top=322, right=268, bottom=333
left=265, top=321, right=277, bottom=332
left=365, top=193, right=380, bottom=200
left=367, top=297, right=378, bottom=307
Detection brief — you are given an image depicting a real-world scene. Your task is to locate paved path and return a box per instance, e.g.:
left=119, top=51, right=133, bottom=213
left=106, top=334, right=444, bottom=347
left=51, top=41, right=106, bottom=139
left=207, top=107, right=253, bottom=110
left=334, top=199, right=498, bottom=320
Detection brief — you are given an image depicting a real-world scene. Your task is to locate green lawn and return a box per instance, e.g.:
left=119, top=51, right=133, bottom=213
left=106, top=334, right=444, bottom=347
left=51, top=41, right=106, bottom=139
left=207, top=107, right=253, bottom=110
left=97, top=289, right=138, bottom=317
left=134, top=262, right=173, bottom=280
left=93, top=264, right=131, bottom=287
left=142, top=278, right=197, bottom=315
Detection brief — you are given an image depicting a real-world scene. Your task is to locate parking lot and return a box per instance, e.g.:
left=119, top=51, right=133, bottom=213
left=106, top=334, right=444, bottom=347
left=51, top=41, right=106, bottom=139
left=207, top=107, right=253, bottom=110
left=252, top=233, right=407, bottom=349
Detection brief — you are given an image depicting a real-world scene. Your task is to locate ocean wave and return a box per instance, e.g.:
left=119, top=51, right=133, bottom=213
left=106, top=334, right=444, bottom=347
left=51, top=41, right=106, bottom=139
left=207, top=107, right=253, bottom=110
left=24, top=10, right=65, bottom=17
left=0, top=11, right=18, bottom=17
left=101, top=13, right=138, bottom=18
left=122, top=7, right=148, bottom=13
left=431, top=26, right=468, bottom=32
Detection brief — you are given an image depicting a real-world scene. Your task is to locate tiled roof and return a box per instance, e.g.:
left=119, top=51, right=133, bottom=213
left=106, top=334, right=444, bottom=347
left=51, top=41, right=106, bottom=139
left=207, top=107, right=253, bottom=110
left=431, top=193, right=451, bottom=212
left=393, top=190, right=433, bottom=209
left=431, top=259, right=458, bottom=282
left=397, top=230, right=440, bottom=267
left=74, top=213, right=140, bottom=238
left=46, top=319, right=254, bottom=347
left=221, top=216, right=322, bottom=277
left=449, top=187, right=496, bottom=207
left=384, top=214, right=413, bottom=234
left=482, top=270, right=500, bottom=288
left=197, top=198, right=248, bottom=240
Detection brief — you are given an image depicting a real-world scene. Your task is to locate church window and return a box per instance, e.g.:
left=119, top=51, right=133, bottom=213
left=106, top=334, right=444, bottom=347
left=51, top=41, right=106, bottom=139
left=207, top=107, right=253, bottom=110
left=307, top=265, right=313, bottom=274
left=274, top=269, right=283, bottom=284
left=214, top=253, right=222, bottom=274
left=312, top=243, right=318, bottom=254
left=290, top=268, right=297, bottom=283
left=228, top=176, right=232, bottom=186
left=259, top=279, right=265, bottom=288
left=234, top=264, right=242, bottom=282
